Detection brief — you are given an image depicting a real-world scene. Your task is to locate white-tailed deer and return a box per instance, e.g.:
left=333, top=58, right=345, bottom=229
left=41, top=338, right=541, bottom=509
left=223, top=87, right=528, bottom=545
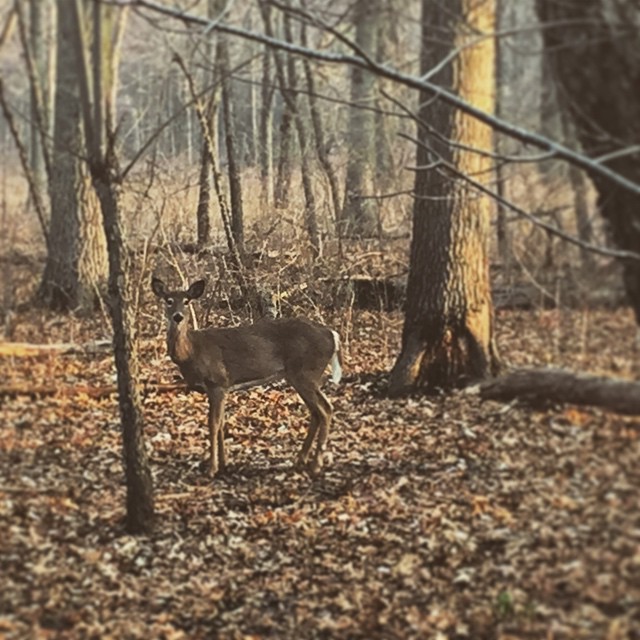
left=152, top=277, right=342, bottom=477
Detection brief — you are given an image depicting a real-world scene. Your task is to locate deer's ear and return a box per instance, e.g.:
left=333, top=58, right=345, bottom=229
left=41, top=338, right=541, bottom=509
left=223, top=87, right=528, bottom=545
left=187, top=279, right=205, bottom=300
left=151, top=277, right=166, bottom=298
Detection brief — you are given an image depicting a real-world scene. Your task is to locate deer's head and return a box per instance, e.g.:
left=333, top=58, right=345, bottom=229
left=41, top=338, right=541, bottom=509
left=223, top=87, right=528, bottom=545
left=151, top=277, right=205, bottom=327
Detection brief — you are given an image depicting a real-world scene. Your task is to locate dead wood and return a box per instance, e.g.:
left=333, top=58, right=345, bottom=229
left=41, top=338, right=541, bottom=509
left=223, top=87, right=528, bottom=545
left=0, top=382, right=188, bottom=400
left=0, top=340, right=112, bottom=357
left=480, top=368, right=640, bottom=415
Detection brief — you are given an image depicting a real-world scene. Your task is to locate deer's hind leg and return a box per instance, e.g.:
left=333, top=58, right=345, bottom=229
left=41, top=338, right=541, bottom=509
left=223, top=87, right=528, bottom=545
left=287, top=371, right=332, bottom=474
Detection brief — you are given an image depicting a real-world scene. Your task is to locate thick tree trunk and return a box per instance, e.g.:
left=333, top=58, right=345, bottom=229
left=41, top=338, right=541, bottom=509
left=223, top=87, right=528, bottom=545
left=389, top=0, right=498, bottom=395
left=536, top=0, right=640, bottom=323
left=38, top=0, right=107, bottom=312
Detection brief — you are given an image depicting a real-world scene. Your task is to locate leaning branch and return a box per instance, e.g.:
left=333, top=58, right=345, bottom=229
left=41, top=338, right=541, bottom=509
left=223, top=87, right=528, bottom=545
left=127, top=0, right=640, bottom=197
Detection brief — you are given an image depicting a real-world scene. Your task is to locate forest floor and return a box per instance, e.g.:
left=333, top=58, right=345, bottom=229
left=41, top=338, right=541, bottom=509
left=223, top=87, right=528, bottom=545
left=1, top=302, right=639, bottom=639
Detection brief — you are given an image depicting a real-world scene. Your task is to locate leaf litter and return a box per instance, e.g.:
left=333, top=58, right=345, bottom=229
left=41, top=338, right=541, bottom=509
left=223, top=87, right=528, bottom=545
left=1, top=307, right=639, bottom=639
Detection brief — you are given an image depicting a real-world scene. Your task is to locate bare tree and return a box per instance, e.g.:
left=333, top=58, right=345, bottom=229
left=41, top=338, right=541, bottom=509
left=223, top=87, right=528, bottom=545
left=341, top=0, right=379, bottom=237
left=38, top=0, right=107, bottom=311
left=69, top=0, right=154, bottom=534
left=300, top=14, right=341, bottom=227
left=258, top=8, right=274, bottom=207
left=216, top=7, right=245, bottom=255
left=389, top=0, right=499, bottom=395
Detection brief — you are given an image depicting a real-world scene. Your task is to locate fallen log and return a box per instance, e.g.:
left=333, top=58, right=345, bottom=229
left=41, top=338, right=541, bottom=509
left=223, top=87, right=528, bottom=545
left=480, top=368, right=640, bottom=415
left=0, top=382, right=188, bottom=400
left=0, top=340, right=112, bottom=357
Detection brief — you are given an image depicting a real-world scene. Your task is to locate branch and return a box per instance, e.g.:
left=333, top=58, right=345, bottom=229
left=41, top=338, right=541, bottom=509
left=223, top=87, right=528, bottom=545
left=126, top=0, right=640, bottom=196
left=404, top=132, right=640, bottom=263
left=0, top=79, right=50, bottom=248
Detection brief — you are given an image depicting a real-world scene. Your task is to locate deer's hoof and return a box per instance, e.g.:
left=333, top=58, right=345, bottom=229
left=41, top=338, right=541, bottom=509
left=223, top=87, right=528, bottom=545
left=307, top=459, right=323, bottom=477
left=205, top=459, right=220, bottom=478
left=293, top=455, right=309, bottom=471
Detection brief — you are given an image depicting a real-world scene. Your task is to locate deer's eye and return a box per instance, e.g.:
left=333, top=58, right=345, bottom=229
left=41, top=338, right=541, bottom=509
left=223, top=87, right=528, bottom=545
left=184, top=299, right=191, bottom=305
left=165, top=298, right=173, bottom=306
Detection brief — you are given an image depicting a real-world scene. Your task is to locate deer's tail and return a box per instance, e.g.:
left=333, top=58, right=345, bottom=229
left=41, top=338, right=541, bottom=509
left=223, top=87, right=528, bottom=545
left=330, top=330, right=343, bottom=384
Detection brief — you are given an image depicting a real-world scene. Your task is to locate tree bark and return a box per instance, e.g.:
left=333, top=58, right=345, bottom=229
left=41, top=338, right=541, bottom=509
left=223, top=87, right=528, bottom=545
left=28, top=0, right=48, bottom=191
left=389, top=0, right=499, bottom=396
left=480, top=368, right=640, bottom=415
left=258, top=15, right=274, bottom=208
left=38, top=0, right=107, bottom=312
left=300, top=14, right=341, bottom=228
left=536, top=0, right=640, bottom=323
left=217, top=31, right=245, bottom=255
left=93, top=159, right=155, bottom=534
left=195, top=8, right=219, bottom=250
left=68, top=0, right=154, bottom=534
left=341, top=0, right=379, bottom=237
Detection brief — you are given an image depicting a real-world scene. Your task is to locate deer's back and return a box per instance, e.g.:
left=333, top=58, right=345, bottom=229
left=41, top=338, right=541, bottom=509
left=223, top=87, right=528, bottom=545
left=190, top=317, right=335, bottom=387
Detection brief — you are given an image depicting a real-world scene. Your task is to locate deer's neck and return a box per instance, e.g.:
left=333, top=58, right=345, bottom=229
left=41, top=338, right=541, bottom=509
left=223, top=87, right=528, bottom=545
left=167, top=321, right=193, bottom=363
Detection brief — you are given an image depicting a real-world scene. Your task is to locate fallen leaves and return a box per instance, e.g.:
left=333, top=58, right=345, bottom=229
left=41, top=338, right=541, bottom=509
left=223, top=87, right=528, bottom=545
left=1, top=307, right=639, bottom=638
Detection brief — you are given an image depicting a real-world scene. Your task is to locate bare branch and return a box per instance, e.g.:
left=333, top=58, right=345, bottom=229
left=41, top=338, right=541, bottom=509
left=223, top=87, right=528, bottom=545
left=126, top=0, right=640, bottom=197
left=0, top=79, right=50, bottom=248
left=404, top=131, right=640, bottom=262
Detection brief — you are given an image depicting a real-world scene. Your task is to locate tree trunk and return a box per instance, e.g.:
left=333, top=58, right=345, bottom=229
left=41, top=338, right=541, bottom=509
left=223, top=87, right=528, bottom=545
left=92, top=156, right=155, bottom=534
left=271, top=9, right=294, bottom=210
left=536, top=0, right=640, bottom=323
left=300, top=14, right=341, bottom=227
left=494, top=0, right=544, bottom=280
left=374, top=0, right=395, bottom=187
left=28, top=0, right=48, bottom=191
left=259, top=22, right=274, bottom=208
left=195, top=5, right=220, bottom=250
left=217, top=32, right=245, bottom=255
left=274, top=3, right=320, bottom=256
left=341, top=0, right=379, bottom=237
left=389, top=0, right=498, bottom=396
left=68, top=0, right=154, bottom=534
left=196, top=134, right=212, bottom=248
left=38, top=0, right=107, bottom=312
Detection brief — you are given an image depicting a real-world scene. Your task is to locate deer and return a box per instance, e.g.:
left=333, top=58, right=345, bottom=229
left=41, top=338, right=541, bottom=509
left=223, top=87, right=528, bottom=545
left=151, top=277, right=342, bottom=477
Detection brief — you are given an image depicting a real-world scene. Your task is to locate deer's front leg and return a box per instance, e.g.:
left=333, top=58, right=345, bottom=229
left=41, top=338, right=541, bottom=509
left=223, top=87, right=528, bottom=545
left=206, top=384, right=226, bottom=478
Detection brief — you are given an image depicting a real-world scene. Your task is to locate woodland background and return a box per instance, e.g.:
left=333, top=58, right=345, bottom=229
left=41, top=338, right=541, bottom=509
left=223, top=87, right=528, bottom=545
left=1, top=0, right=639, bottom=638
